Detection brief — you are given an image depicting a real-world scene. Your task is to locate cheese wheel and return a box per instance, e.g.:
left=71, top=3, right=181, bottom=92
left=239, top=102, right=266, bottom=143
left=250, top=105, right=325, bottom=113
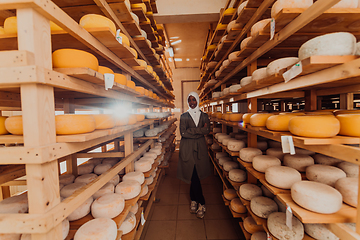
left=250, top=113, right=274, bottom=127
left=55, top=114, right=96, bottom=135
left=135, top=159, right=152, bottom=172
left=235, top=133, right=247, bottom=140
left=79, top=14, right=116, bottom=35
left=3, top=16, right=17, bottom=34
left=143, top=152, right=157, bottom=160
left=135, top=114, right=145, bottom=122
left=251, top=232, right=267, bottom=240
left=216, top=24, right=227, bottom=30
left=52, top=49, right=99, bottom=71
left=223, top=8, right=236, bottom=15
left=243, top=216, right=263, bottom=234
left=294, top=147, right=314, bottom=155
left=230, top=198, right=247, bottom=213
left=240, top=148, right=262, bottom=162
left=149, top=148, right=161, bottom=156
left=140, top=184, right=149, bottom=197
left=128, top=114, right=137, bottom=125
left=222, top=59, right=230, bottom=67
left=218, top=157, right=231, bottom=166
left=115, top=115, right=129, bottom=126
left=92, top=114, right=115, bottom=130
left=335, top=177, right=358, bottom=207
left=229, top=169, right=246, bottom=182
left=252, top=155, right=281, bottom=173
left=266, top=57, right=300, bottom=76
left=91, top=193, right=125, bottom=218
left=102, top=158, right=119, bottom=166
left=59, top=174, right=75, bottom=186
left=123, top=171, right=145, bottom=185
left=129, top=47, right=138, bottom=58
left=239, top=184, right=262, bottom=201
left=257, top=141, right=268, bottom=151
left=229, top=113, right=243, bottom=122
left=119, top=212, right=136, bottom=234
left=242, top=113, right=254, bottom=124
left=127, top=80, right=136, bottom=89
left=74, top=173, right=98, bottom=184
left=0, top=193, right=28, bottom=213
left=337, top=114, right=360, bottom=137
left=115, top=180, right=141, bottom=200
left=212, top=143, right=221, bottom=150
left=298, top=32, right=356, bottom=60
left=261, top=185, right=275, bottom=198
left=78, top=163, right=95, bottom=175
left=94, top=163, right=112, bottom=175
left=227, top=20, right=242, bottom=32
left=228, top=51, right=240, bottom=61
left=61, top=182, right=86, bottom=198
left=230, top=84, right=241, bottom=93
left=289, top=115, right=340, bottom=138
left=4, top=116, right=23, bottom=135
left=283, top=154, right=314, bottom=172
left=109, top=175, right=120, bottom=186
left=68, top=197, right=93, bottom=221
left=131, top=3, right=147, bottom=13
left=304, top=223, right=339, bottom=240
left=130, top=202, right=139, bottom=214
left=267, top=212, right=304, bottom=240
left=0, top=116, right=8, bottom=135
left=240, top=37, right=252, bottom=50
left=93, top=182, right=115, bottom=199
left=145, top=175, right=154, bottom=185
left=130, top=12, right=139, bottom=24
left=291, top=181, right=343, bottom=214
left=313, top=153, right=343, bottom=166
left=98, top=66, right=114, bottom=75
left=62, top=218, right=70, bottom=239
left=223, top=161, right=240, bottom=172
left=337, top=162, right=359, bottom=177
left=251, top=68, right=268, bottom=81
left=268, top=140, right=282, bottom=148
left=271, top=0, right=313, bottom=18
left=222, top=137, right=233, bottom=146
left=250, top=196, right=278, bottom=218
left=265, top=166, right=302, bottom=189
left=332, top=0, right=358, bottom=8
left=0, top=26, right=5, bottom=35
left=87, top=158, right=103, bottom=166
left=74, top=218, right=117, bottom=240
left=251, top=19, right=271, bottom=37
left=224, top=189, right=237, bottom=200
left=266, top=114, right=296, bottom=131
left=237, top=0, right=249, bottom=14
left=306, top=165, right=346, bottom=187
left=227, top=140, right=246, bottom=151
left=218, top=135, right=231, bottom=143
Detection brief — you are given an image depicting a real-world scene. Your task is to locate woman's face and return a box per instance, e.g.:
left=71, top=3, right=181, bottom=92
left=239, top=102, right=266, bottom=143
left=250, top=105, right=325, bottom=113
left=188, top=95, right=197, bottom=109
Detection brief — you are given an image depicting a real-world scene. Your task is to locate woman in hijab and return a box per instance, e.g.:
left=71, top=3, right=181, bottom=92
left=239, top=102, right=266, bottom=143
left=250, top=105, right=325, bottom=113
left=177, top=92, right=211, bottom=219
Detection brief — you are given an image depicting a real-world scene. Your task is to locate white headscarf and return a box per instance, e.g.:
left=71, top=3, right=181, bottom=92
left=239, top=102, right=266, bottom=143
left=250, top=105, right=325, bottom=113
left=187, top=91, right=201, bottom=127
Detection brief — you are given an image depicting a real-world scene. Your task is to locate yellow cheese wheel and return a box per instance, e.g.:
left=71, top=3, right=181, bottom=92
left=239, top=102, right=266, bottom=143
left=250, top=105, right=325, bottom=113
left=137, top=59, right=147, bottom=67
left=334, top=109, right=360, bottom=115
left=289, top=115, right=340, bottom=138
left=135, top=86, right=145, bottom=95
left=98, top=66, right=114, bottom=75
left=207, top=45, right=216, bottom=51
left=0, top=116, right=9, bottom=135
left=92, top=114, right=116, bottom=129
left=144, top=89, right=149, bottom=96
left=250, top=113, right=274, bottom=127
left=127, top=80, right=136, bottom=90
left=266, top=114, right=296, bottom=131
left=305, top=111, right=334, bottom=115
left=135, top=114, right=145, bottom=122
left=216, top=24, right=227, bottom=30
left=242, top=113, right=254, bottom=124
left=131, top=3, right=147, bottom=13
left=50, top=21, right=63, bottom=31
left=229, top=113, right=243, bottom=122
left=5, top=115, right=23, bottom=135
left=115, top=116, right=129, bottom=126
left=0, top=27, right=5, bottom=35
left=214, top=112, right=222, bottom=119
left=129, top=47, right=138, bottom=58
left=79, top=14, right=116, bottom=35
left=224, top=8, right=236, bottom=15
left=117, top=32, right=130, bottom=47
left=114, top=73, right=127, bottom=85
left=56, top=114, right=96, bottom=135
left=4, top=16, right=17, bottom=34
left=128, top=115, right=137, bottom=125
left=148, top=90, right=153, bottom=98
left=337, top=114, right=360, bottom=137
left=52, top=49, right=99, bottom=71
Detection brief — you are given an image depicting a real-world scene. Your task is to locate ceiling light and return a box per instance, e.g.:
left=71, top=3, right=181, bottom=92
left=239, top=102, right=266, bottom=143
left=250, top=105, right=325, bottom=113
left=186, top=58, right=190, bottom=61
left=167, top=47, right=174, bottom=57
left=174, top=58, right=183, bottom=62
left=170, top=36, right=179, bottom=39
left=171, top=40, right=182, bottom=45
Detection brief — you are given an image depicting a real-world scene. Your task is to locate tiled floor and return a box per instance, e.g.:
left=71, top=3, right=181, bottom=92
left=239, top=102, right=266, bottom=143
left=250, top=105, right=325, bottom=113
left=140, top=151, right=246, bottom=240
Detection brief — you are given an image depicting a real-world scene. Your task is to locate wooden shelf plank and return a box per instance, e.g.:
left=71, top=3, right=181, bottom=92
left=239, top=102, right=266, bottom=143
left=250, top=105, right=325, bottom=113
left=121, top=206, right=143, bottom=240
left=121, top=20, right=142, bottom=36
left=246, top=205, right=267, bottom=226
left=229, top=206, right=248, bottom=218
left=131, top=8, right=147, bottom=22
left=239, top=222, right=252, bottom=240
left=246, top=165, right=265, bottom=181
left=259, top=178, right=290, bottom=195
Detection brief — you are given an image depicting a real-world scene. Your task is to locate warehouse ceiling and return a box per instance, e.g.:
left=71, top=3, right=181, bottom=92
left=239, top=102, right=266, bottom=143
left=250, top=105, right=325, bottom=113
left=154, top=0, right=227, bottom=68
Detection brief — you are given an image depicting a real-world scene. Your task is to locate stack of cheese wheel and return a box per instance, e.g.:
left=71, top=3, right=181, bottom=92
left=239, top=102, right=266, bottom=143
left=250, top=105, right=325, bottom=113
left=283, top=154, right=314, bottom=172
left=78, top=163, right=95, bottom=175
left=79, top=14, right=116, bottom=35
left=239, top=184, right=262, bottom=201
left=74, top=218, right=117, bottom=240
left=289, top=115, right=340, bottom=137
left=306, top=165, right=346, bottom=186
left=115, top=180, right=141, bottom=200
left=55, top=114, right=97, bottom=135
left=335, top=177, right=358, bottom=207
left=52, top=49, right=99, bottom=71
left=250, top=196, right=278, bottom=218
left=119, top=212, right=137, bottom=235
left=252, top=155, right=281, bottom=173
left=230, top=198, right=247, bottom=213
left=240, top=148, right=262, bottom=162
left=265, top=166, right=302, bottom=189
left=68, top=197, right=94, bottom=221
left=91, top=193, right=125, bottom=218
left=0, top=116, right=8, bottom=135
left=267, top=212, right=304, bottom=240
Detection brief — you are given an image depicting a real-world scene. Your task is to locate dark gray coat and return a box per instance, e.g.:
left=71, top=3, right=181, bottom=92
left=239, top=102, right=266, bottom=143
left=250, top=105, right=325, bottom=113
left=177, top=111, right=211, bottom=184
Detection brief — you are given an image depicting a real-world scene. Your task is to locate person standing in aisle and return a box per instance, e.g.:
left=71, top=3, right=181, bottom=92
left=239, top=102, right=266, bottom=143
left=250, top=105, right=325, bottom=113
left=177, top=91, right=211, bottom=219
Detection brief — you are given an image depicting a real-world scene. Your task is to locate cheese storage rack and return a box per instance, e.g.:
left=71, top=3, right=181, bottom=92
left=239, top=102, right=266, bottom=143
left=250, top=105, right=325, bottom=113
left=198, top=0, right=360, bottom=239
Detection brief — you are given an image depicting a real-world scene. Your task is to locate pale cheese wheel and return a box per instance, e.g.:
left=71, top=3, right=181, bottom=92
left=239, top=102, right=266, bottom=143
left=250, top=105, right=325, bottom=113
left=240, top=148, right=262, bottom=162
left=140, top=155, right=155, bottom=164
left=283, top=154, right=314, bottom=172
left=267, top=212, right=304, bottom=240
left=130, top=12, right=140, bottom=25
left=227, top=140, right=246, bottom=151
left=218, top=157, right=231, bottom=166
left=145, top=175, right=154, bottom=185
left=313, top=153, right=343, bottom=166
left=240, top=37, right=252, bottom=50
left=251, top=19, right=271, bottom=37
left=337, top=162, right=359, bottom=177
left=266, top=114, right=296, bottom=131
left=130, top=202, right=139, bottom=214
left=62, top=218, right=70, bottom=239
left=332, top=0, right=358, bottom=8
left=230, top=198, right=247, bottom=213
left=295, top=147, right=315, bottom=155
left=88, top=158, right=103, bottom=166
left=250, top=196, right=278, bottom=218
left=306, top=165, right=346, bottom=187
left=239, top=184, right=262, bottom=201
left=123, top=171, right=145, bottom=185
left=102, top=158, right=119, bottom=166
left=223, top=161, right=240, bottom=172
left=93, top=182, right=115, bottom=199
left=252, top=155, right=281, bottom=173
left=53, top=49, right=99, bottom=71
left=133, top=129, right=144, bottom=137
left=115, top=180, right=141, bottom=200
left=268, top=140, right=282, bottom=148
left=227, top=20, right=242, bottom=32
left=266, top=57, right=300, bottom=76
left=4, top=116, right=23, bottom=135
left=337, top=114, right=360, bottom=137
left=251, top=232, right=267, bottom=240
left=229, top=169, right=247, bottom=182
left=149, top=148, right=161, bottom=155
left=335, top=177, right=358, bottom=207
left=91, top=193, right=125, bottom=218
left=119, top=212, right=136, bottom=234
left=59, top=174, right=75, bottom=186
left=291, top=181, right=343, bottom=214
left=243, top=216, right=263, bottom=234
left=212, top=143, right=221, bottom=150
left=0, top=193, right=28, bottom=214
left=109, top=175, right=120, bottom=186
left=271, top=0, right=313, bottom=18
left=261, top=185, right=275, bottom=198
left=68, top=197, right=93, bottom=221
left=237, top=0, right=249, bottom=15
left=229, top=113, right=243, bottom=122
left=224, top=189, right=237, bottom=200
left=222, top=59, right=230, bottom=67
left=251, top=68, right=268, bottom=81
left=135, top=159, right=152, bottom=172
left=222, top=137, right=233, bottom=146
left=250, top=113, right=274, bottom=127
left=55, top=114, right=96, bottom=135
left=218, top=134, right=230, bottom=143
left=94, top=163, right=112, bottom=175
left=140, top=184, right=149, bottom=197
left=0, top=116, right=8, bottom=135
left=78, top=163, right=95, bottom=175
left=304, top=223, right=339, bottom=240
left=74, top=173, right=98, bottom=184
left=61, top=182, right=86, bottom=198
left=298, top=32, right=357, bottom=60
left=257, top=141, right=268, bottom=151
left=74, top=218, right=117, bottom=240
left=216, top=152, right=227, bottom=160
left=265, top=166, right=301, bottom=189
left=79, top=14, right=116, bottom=35
left=135, top=114, right=145, bottom=122
left=228, top=51, right=240, bottom=61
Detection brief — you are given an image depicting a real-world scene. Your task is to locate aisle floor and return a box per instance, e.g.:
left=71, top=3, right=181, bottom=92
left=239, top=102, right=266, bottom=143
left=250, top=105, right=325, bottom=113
left=140, top=151, right=245, bottom=240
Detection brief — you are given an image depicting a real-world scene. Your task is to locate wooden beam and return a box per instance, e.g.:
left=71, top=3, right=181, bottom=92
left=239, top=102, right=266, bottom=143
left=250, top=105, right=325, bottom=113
left=317, top=84, right=360, bottom=96
left=340, top=93, right=354, bottom=110
left=1, top=180, right=27, bottom=186
left=76, top=152, right=125, bottom=158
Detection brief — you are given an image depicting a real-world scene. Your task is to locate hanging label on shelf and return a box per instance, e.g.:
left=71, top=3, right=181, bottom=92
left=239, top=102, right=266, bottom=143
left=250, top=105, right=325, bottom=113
left=116, top=29, right=123, bottom=44
left=283, top=61, right=302, bottom=83
left=286, top=204, right=293, bottom=230
left=267, top=232, right=273, bottom=240
left=104, top=73, right=115, bottom=90
left=281, top=136, right=296, bottom=155
left=141, top=210, right=146, bottom=225
left=270, top=18, right=276, bottom=40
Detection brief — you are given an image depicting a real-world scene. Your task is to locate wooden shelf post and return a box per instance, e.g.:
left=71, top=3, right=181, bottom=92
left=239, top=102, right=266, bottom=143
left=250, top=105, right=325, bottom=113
left=247, top=97, right=258, bottom=148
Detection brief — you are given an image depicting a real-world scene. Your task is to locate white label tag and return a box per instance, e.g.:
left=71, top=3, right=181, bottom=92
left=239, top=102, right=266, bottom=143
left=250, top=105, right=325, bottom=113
left=286, top=204, right=293, bottom=230
left=270, top=18, right=275, bottom=40
left=104, top=73, right=114, bottom=90
left=141, top=210, right=146, bottom=225
left=116, top=29, right=123, bottom=44
left=283, top=61, right=303, bottom=83
left=267, top=232, right=272, bottom=240
left=281, top=136, right=296, bottom=155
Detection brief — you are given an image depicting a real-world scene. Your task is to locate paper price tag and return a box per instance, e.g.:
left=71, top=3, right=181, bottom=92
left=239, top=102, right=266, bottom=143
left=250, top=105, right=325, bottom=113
left=141, top=211, right=146, bottom=225
left=270, top=18, right=275, bottom=40
left=281, top=136, right=296, bottom=155
left=283, top=61, right=302, bottom=83
left=286, top=204, right=293, bottom=230
left=104, top=73, right=114, bottom=90
left=267, top=232, right=272, bottom=240
left=116, top=29, right=123, bottom=44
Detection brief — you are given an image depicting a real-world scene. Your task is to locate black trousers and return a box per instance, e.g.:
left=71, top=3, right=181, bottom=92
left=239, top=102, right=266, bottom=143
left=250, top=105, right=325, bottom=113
left=190, top=166, right=205, bottom=205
